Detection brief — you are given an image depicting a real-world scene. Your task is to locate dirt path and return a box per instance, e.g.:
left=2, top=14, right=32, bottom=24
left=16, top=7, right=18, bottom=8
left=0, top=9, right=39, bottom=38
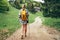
left=6, top=17, right=60, bottom=40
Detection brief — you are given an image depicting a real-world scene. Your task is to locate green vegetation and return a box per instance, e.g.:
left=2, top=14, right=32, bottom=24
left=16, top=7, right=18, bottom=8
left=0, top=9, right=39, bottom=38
left=43, top=17, right=60, bottom=31
left=0, top=5, right=20, bottom=40
left=40, top=0, right=60, bottom=31
left=0, top=0, right=9, bottom=12
left=0, top=5, right=20, bottom=31
left=42, top=0, right=60, bottom=17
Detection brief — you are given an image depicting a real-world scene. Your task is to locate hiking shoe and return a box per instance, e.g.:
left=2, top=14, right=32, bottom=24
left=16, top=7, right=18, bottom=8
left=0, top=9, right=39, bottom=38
left=25, top=35, right=27, bottom=37
left=21, top=35, right=23, bottom=39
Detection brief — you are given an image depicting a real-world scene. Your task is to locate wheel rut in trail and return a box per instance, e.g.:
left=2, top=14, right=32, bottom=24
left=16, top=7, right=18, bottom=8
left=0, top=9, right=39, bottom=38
left=6, top=17, right=60, bottom=40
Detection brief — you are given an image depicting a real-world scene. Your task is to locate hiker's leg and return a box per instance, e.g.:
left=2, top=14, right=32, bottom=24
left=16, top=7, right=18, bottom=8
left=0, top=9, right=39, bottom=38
left=21, top=24, right=25, bottom=39
left=21, top=24, right=24, bottom=39
left=22, top=24, right=27, bottom=37
left=25, top=24, right=27, bottom=37
left=23, top=24, right=25, bottom=35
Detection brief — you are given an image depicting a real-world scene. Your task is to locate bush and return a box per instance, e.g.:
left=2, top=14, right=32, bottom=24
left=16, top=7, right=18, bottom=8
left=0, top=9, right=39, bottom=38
left=9, top=0, right=21, bottom=9
left=26, top=1, right=35, bottom=12
left=0, top=0, right=9, bottom=12
left=14, top=1, right=21, bottom=9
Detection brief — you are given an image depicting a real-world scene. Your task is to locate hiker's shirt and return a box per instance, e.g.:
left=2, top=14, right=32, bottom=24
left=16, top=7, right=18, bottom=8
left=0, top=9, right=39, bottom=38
left=19, top=9, right=29, bottom=24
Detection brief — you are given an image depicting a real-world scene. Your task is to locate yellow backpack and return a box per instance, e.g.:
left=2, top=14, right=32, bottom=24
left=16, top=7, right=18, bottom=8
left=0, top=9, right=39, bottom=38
left=21, top=9, right=27, bottom=21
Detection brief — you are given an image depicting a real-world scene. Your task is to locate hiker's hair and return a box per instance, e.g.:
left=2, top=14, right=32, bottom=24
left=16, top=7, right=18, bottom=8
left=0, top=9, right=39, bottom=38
left=22, top=4, right=26, bottom=8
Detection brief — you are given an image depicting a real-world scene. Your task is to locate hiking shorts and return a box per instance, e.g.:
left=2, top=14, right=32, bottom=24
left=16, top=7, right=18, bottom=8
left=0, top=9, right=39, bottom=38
left=19, top=19, right=28, bottom=24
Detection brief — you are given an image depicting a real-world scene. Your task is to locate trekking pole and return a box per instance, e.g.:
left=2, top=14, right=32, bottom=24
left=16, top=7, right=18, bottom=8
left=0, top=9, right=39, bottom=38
left=28, top=22, right=30, bottom=37
left=28, top=19, right=30, bottom=37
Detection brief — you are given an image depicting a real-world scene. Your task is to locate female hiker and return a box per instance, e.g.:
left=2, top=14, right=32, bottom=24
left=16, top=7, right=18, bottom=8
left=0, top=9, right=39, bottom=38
left=19, top=4, right=29, bottom=39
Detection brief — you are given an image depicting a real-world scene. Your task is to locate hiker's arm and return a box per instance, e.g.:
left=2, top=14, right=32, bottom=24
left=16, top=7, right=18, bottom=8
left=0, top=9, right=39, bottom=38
left=19, top=14, right=21, bottom=18
left=26, top=9, right=29, bottom=23
left=19, top=10, right=21, bottom=19
left=26, top=9, right=29, bottom=17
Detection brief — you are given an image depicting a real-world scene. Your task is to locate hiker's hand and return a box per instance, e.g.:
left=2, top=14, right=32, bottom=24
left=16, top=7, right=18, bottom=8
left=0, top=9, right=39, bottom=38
left=19, top=15, right=21, bottom=18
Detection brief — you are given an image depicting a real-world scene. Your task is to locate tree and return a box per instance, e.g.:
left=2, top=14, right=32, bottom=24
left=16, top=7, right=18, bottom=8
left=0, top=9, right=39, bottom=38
left=42, top=0, right=60, bottom=17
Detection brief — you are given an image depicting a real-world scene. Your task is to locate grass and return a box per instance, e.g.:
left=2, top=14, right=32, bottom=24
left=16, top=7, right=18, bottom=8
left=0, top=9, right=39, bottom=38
left=0, top=5, right=20, bottom=30
left=43, top=17, right=60, bottom=31
left=0, top=5, right=20, bottom=40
